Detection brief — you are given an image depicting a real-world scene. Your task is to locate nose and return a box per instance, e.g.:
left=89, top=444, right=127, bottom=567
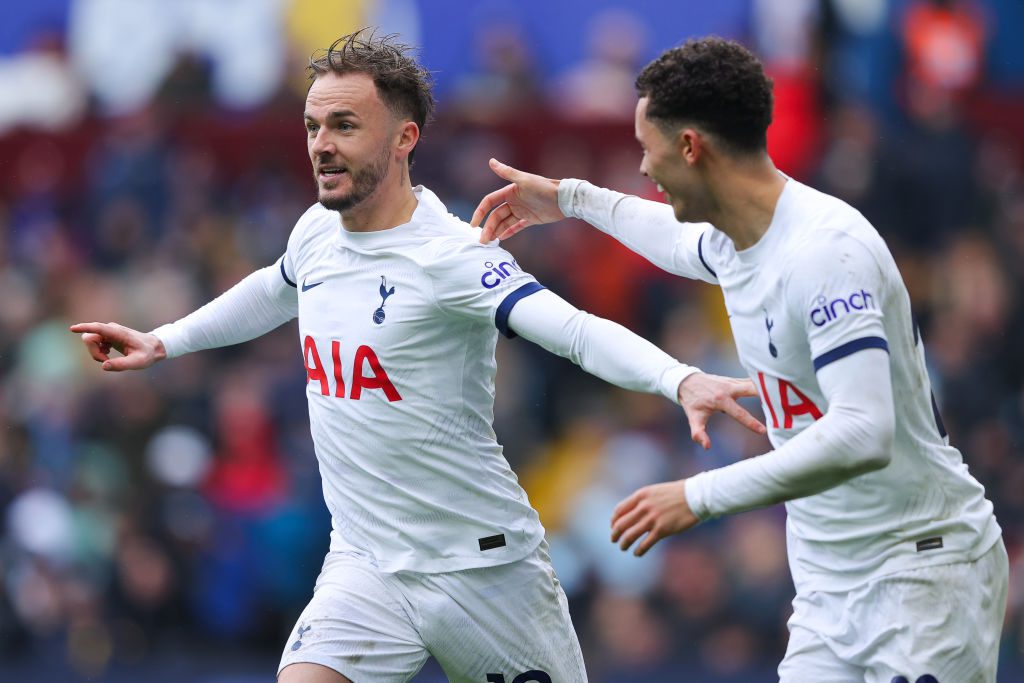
left=310, top=128, right=336, bottom=158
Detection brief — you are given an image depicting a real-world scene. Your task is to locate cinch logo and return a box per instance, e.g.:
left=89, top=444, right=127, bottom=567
left=480, top=260, right=521, bottom=289
left=810, top=289, right=875, bottom=327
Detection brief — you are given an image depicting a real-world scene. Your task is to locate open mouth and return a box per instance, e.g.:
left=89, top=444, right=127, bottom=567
left=318, top=166, right=347, bottom=182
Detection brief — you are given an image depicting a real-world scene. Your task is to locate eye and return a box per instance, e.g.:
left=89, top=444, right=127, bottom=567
left=338, top=122, right=354, bottom=132
left=306, top=123, right=319, bottom=135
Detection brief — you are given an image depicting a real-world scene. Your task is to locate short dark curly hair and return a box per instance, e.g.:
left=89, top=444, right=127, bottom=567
left=635, top=37, right=773, bottom=156
left=308, top=29, right=435, bottom=162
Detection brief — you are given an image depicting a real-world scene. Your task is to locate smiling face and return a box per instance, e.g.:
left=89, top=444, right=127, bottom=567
left=305, top=71, right=412, bottom=212
left=635, top=97, right=714, bottom=224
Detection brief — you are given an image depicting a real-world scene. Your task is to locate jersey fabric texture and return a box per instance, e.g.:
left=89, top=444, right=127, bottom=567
left=560, top=177, right=1002, bottom=593
left=281, top=187, right=547, bottom=574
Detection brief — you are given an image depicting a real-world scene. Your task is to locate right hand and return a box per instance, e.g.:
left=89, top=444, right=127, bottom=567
left=471, top=159, right=565, bottom=243
left=677, top=373, right=766, bottom=450
left=69, top=322, right=167, bottom=371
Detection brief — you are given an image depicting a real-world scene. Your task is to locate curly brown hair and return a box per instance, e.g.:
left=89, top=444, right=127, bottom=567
left=308, top=29, right=435, bottom=162
left=635, top=37, right=774, bottom=156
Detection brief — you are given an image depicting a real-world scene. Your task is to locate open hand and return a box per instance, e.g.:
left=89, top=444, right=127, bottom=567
left=678, top=373, right=766, bottom=449
left=471, top=159, right=565, bottom=242
left=611, top=480, right=699, bottom=556
left=69, top=322, right=166, bottom=371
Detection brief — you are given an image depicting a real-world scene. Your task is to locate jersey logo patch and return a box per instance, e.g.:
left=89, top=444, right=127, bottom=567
left=301, top=278, right=324, bottom=292
left=291, top=624, right=311, bottom=651
left=480, top=259, right=521, bottom=289
left=764, top=308, right=778, bottom=358
left=810, top=289, right=875, bottom=327
left=373, top=276, right=396, bottom=324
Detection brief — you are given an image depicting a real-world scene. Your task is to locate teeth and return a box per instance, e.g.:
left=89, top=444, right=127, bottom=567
left=657, top=183, right=664, bottom=193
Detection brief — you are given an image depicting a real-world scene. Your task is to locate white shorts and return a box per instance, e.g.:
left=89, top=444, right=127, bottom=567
left=779, top=538, right=1008, bottom=683
left=278, top=541, right=587, bottom=683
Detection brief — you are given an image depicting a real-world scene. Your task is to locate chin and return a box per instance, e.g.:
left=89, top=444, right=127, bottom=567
left=318, top=191, right=355, bottom=212
left=672, top=204, right=689, bottom=223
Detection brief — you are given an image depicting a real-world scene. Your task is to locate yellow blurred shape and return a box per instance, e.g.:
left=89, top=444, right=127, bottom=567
left=286, top=0, right=371, bottom=56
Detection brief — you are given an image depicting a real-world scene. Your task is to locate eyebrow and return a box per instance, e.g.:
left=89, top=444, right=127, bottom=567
left=303, top=109, right=359, bottom=122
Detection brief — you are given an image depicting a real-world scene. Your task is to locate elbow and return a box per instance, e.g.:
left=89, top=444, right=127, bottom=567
left=858, top=446, right=892, bottom=474
left=832, top=404, right=894, bottom=476
left=853, top=413, right=894, bottom=474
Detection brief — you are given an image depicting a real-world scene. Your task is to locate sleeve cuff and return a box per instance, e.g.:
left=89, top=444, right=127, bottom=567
left=658, top=364, right=702, bottom=403
left=684, top=472, right=714, bottom=522
left=557, top=178, right=585, bottom=219
left=150, top=324, right=184, bottom=359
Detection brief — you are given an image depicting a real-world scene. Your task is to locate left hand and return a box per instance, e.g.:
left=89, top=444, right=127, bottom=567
left=610, top=480, right=699, bottom=556
left=678, top=373, right=766, bottom=450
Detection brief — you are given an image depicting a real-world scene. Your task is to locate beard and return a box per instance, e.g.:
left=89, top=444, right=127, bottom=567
left=317, top=143, right=392, bottom=212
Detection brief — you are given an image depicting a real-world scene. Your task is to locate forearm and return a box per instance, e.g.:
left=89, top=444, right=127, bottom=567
left=152, top=264, right=298, bottom=357
left=508, top=289, right=698, bottom=401
left=558, top=179, right=712, bottom=281
left=685, top=348, right=895, bottom=519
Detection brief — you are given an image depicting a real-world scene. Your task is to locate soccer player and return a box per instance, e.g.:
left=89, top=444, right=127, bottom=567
left=472, top=37, right=1008, bottom=683
left=70, top=31, right=765, bottom=683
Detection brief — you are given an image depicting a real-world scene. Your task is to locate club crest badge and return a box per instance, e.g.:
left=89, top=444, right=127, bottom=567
left=374, top=275, right=396, bottom=324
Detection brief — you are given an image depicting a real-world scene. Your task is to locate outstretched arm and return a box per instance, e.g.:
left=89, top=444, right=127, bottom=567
left=507, top=289, right=765, bottom=449
left=71, top=261, right=298, bottom=371
left=610, top=347, right=895, bottom=556
left=472, top=159, right=717, bottom=283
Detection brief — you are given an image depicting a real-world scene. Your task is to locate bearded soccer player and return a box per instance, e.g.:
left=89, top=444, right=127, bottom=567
left=70, top=31, right=765, bottom=683
left=473, top=37, right=1007, bottom=683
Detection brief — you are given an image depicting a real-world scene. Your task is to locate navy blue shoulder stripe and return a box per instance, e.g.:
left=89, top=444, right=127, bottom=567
left=813, top=336, right=889, bottom=372
left=280, top=258, right=297, bottom=288
left=495, top=282, right=546, bottom=339
left=697, top=232, right=717, bottom=279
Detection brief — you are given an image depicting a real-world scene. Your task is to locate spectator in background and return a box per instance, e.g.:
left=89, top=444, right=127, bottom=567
left=553, top=9, right=649, bottom=122
left=451, top=20, right=544, bottom=124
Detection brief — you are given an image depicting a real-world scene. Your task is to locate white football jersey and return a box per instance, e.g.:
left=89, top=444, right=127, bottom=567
left=563, top=177, right=1001, bottom=592
left=280, top=186, right=545, bottom=573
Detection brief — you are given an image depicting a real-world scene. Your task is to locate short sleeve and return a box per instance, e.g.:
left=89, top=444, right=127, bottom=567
left=786, top=231, right=889, bottom=372
left=428, top=240, right=545, bottom=338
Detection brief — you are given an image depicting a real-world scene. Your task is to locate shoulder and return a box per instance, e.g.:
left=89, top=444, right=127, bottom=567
left=782, top=182, right=887, bottom=273
left=412, top=194, right=520, bottom=271
left=289, top=202, right=337, bottom=249
left=421, top=225, right=521, bottom=278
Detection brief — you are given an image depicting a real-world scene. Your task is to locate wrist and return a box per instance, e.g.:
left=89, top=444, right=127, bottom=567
left=151, top=334, right=167, bottom=362
left=673, top=367, right=705, bottom=403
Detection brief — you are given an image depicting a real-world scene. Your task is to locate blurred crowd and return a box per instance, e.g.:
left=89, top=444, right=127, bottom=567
left=1, top=0, right=1024, bottom=681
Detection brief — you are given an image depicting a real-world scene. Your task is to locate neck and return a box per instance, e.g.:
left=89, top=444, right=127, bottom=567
left=704, top=155, right=787, bottom=251
left=340, top=166, right=417, bottom=233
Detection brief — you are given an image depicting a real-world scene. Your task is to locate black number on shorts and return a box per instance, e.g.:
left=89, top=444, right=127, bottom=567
left=486, top=671, right=552, bottom=683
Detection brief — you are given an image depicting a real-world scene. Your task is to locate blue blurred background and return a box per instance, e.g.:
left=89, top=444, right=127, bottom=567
left=1, top=0, right=1023, bottom=681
